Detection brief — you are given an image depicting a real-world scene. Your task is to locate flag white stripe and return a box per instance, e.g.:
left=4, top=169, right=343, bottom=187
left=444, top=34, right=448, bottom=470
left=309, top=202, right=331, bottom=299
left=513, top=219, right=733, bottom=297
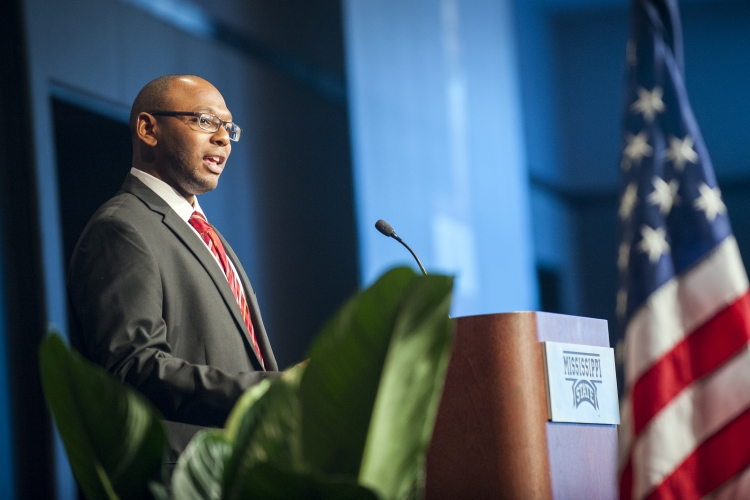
left=704, top=465, right=750, bottom=500
left=631, top=343, right=750, bottom=499
left=624, top=236, right=748, bottom=389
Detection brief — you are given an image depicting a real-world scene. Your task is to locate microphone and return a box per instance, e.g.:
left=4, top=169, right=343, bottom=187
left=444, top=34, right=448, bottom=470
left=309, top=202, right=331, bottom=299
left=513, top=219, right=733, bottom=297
left=375, top=219, right=427, bottom=276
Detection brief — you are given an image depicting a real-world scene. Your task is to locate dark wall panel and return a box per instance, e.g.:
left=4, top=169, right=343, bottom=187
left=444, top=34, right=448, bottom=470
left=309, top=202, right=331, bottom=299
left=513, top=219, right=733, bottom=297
left=246, top=65, right=358, bottom=369
left=52, top=98, right=132, bottom=269
left=551, top=6, right=629, bottom=192
left=575, top=199, right=619, bottom=347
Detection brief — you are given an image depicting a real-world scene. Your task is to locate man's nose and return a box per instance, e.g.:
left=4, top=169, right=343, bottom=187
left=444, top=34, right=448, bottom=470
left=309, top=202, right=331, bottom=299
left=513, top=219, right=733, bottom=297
left=211, top=125, right=230, bottom=146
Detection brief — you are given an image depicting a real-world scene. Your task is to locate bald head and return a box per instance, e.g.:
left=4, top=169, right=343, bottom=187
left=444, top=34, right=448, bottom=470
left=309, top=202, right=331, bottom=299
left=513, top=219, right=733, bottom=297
left=129, top=74, right=233, bottom=203
left=129, top=74, right=210, bottom=132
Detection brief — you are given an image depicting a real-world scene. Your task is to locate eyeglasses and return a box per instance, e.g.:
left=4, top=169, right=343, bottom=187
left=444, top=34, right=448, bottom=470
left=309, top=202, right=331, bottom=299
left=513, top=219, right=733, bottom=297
left=148, top=111, right=242, bottom=142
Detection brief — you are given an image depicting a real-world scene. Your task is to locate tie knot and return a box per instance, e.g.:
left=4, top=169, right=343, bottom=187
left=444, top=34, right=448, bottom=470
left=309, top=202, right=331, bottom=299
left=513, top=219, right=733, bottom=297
left=189, top=211, right=211, bottom=234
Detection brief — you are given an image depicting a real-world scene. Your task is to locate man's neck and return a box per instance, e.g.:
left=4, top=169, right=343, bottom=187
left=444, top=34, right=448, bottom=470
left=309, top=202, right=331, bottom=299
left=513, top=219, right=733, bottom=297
left=133, top=165, right=196, bottom=206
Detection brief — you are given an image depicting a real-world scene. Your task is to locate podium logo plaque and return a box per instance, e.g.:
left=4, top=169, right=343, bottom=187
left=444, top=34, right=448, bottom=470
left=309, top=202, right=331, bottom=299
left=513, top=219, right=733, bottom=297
left=542, top=341, right=620, bottom=425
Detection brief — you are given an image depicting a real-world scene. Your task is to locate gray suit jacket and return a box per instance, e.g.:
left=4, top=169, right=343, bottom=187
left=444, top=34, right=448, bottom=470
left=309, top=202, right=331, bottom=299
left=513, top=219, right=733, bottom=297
left=67, top=173, right=278, bottom=462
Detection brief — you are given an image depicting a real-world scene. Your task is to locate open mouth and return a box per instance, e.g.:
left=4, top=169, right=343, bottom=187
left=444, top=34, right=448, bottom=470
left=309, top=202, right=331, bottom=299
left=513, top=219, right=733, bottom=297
left=203, top=155, right=226, bottom=173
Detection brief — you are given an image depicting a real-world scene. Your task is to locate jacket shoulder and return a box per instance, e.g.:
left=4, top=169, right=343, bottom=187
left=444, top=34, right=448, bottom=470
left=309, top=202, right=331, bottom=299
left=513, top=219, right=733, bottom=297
left=70, top=191, right=162, bottom=266
left=92, top=190, right=154, bottom=222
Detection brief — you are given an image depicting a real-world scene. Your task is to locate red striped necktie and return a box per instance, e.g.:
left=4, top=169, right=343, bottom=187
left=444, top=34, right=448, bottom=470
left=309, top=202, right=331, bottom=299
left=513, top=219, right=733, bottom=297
left=188, top=211, right=265, bottom=370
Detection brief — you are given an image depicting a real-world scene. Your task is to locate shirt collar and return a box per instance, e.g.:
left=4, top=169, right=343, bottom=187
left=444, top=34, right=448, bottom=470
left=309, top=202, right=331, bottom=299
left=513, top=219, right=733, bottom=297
left=130, top=167, right=204, bottom=222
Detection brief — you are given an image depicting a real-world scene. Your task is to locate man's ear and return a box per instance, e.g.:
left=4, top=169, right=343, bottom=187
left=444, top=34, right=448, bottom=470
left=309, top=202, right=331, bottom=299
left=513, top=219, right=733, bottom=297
left=136, top=112, right=158, bottom=147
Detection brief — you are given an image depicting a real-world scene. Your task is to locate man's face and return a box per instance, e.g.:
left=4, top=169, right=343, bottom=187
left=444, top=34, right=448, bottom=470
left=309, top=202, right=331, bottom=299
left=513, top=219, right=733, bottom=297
left=154, top=78, right=233, bottom=198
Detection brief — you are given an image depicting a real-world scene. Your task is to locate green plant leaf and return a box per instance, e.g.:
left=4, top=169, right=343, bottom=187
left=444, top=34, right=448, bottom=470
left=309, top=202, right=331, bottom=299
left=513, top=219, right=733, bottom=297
left=234, top=462, right=380, bottom=500
left=358, top=273, right=454, bottom=499
left=298, top=267, right=454, bottom=500
left=223, top=364, right=306, bottom=500
left=299, top=267, right=417, bottom=476
left=170, top=429, right=231, bottom=500
left=39, top=333, right=165, bottom=500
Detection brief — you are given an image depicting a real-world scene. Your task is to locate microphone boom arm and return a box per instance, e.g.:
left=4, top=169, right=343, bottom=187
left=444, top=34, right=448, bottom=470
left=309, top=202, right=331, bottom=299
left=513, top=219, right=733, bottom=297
left=392, top=234, right=427, bottom=276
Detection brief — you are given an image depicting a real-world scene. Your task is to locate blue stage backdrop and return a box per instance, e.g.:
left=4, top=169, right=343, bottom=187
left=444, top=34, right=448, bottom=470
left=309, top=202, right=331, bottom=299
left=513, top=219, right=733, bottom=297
left=343, top=0, right=539, bottom=316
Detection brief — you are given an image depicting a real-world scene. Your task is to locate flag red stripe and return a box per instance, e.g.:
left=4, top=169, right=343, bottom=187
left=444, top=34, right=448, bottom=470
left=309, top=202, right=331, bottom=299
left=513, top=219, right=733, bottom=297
left=620, top=457, right=634, bottom=500
left=631, top=292, right=750, bottom=436
left=646, top=406, right=750, bottom=500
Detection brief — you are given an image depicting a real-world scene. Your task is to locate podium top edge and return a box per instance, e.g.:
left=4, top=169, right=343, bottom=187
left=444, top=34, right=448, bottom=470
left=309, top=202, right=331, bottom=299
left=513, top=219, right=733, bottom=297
left=452, top=312, right=610, bottom=348
left=451, top=311, right=606, bottom=322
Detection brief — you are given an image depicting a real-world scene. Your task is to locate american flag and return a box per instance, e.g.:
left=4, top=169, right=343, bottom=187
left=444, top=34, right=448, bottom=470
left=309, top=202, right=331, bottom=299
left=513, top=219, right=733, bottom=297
left=617, top=1, right=750, bottom=499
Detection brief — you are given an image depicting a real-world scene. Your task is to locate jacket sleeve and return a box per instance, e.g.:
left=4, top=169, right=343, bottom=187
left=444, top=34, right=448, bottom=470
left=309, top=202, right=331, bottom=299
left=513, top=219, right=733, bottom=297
left=67, top=213, right=278, bottom=428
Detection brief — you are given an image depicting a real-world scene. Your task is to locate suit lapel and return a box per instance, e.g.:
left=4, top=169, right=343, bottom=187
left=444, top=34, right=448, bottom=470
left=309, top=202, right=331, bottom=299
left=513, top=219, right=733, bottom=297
left=121, top=174, right=265, bottom=369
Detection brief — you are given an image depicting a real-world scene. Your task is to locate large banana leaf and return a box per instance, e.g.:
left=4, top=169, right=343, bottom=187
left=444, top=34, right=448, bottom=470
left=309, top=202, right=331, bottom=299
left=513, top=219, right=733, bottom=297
left=39, top=334, right=165, bottom=499
left=298, top=267, right=415, bottom=476
left=299, top=268, right=454, bottom=499
left=357, top=273, right=454, bottom=499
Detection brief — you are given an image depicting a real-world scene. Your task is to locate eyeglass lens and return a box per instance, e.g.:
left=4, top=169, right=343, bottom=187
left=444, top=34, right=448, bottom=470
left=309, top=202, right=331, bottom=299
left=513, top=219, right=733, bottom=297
left=197, top=113, right=241, bottom=142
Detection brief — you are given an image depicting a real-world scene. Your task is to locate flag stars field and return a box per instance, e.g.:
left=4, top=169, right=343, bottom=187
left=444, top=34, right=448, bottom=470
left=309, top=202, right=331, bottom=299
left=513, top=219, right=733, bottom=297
left=665, top=135, right=698, bottom=171
left=637, top=225, right=670, bottom=263
left=647, top=177, right=679, bottom=215
left=631, top=86, right=665, bottom=122
left=622, top=131, right=653, bottom=170
left=693, top=184, right=726, bottom=222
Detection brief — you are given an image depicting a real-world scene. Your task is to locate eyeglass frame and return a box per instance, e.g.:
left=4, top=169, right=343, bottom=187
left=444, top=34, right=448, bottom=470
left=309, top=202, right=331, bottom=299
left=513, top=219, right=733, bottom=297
left=147, top=111, right=242, bottom=142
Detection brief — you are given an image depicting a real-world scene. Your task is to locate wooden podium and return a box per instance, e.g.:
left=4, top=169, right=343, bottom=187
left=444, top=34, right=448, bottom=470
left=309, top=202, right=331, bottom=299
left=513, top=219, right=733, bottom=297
left=425, top=312, right=618, bottom=499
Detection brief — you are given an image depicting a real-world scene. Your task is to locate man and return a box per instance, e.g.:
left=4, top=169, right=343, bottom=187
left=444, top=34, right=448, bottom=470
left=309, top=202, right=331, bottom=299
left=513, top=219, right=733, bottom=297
left=67, top=75, right=278, bottom=465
